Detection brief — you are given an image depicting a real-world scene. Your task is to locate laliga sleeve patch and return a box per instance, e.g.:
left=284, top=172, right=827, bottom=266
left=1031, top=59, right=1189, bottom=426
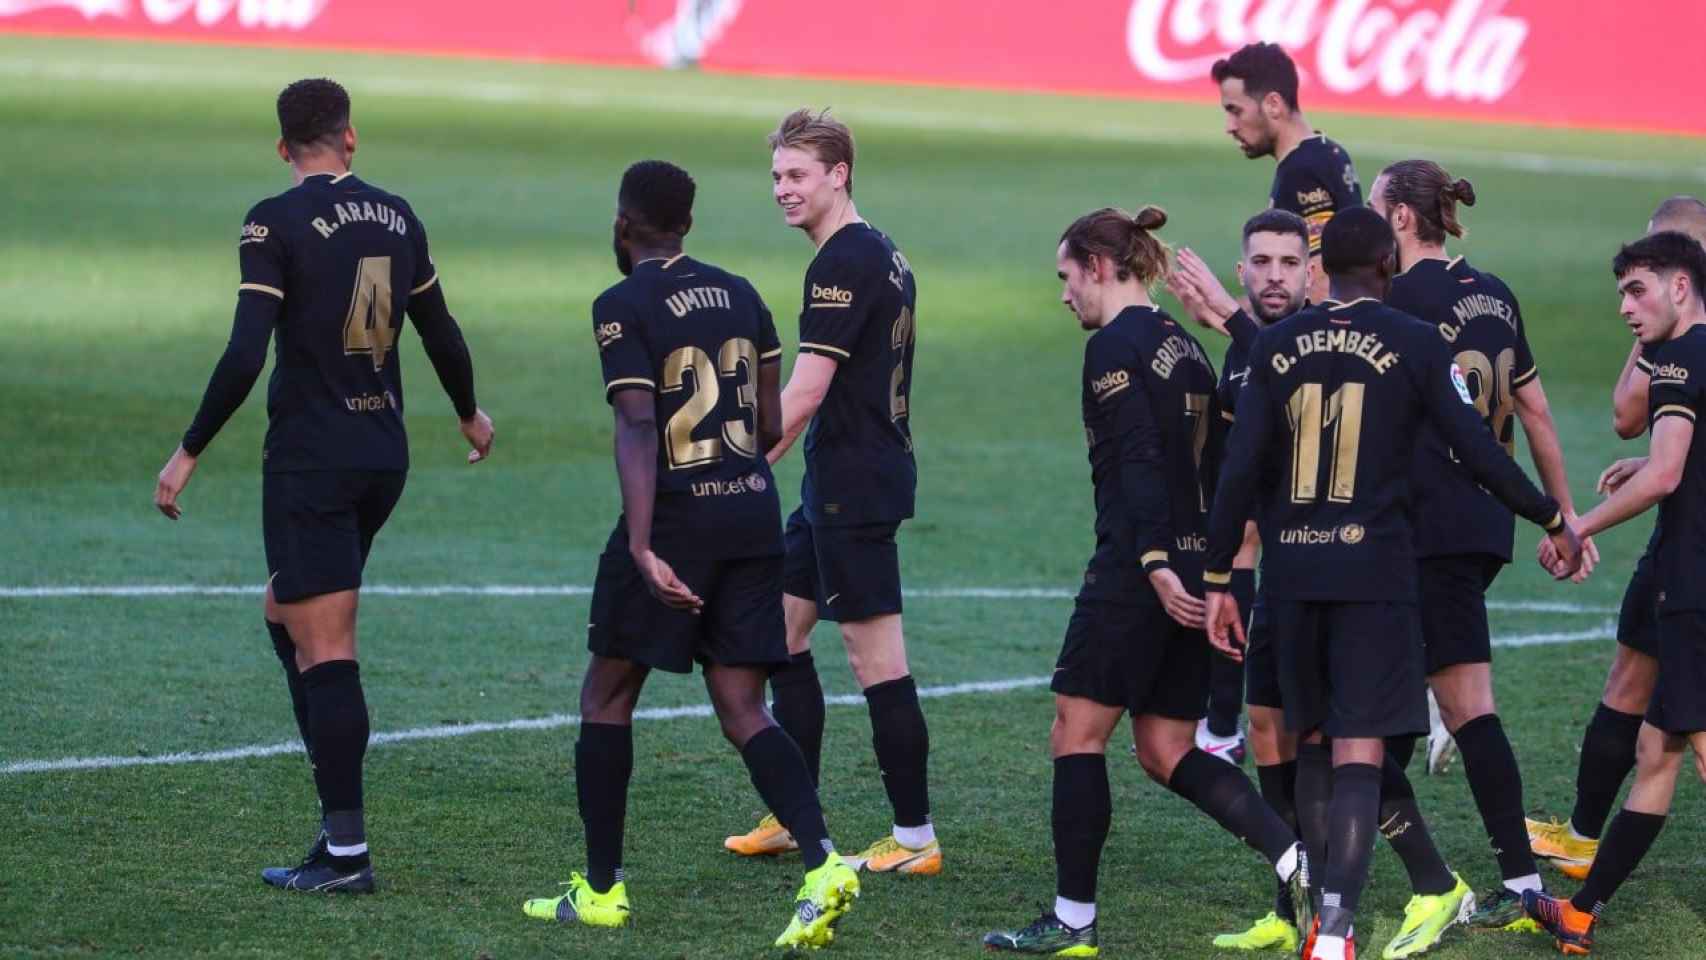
left=1450, top=363, right=1474, bottom=405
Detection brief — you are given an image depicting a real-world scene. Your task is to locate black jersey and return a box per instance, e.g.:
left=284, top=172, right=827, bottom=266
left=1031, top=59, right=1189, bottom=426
left=795, top=221, right=917, bottom=526
left=1271, top=135, right=1362, bottom=256
left=1645, top=327, right=1706, bottom=613
left=1205, top=299, right=1559, bottom=602
left=227, top=172, right=441, bottom=472
left=1389, top=256, right=1538, bottom=561
left=1080, top=306, right=1220, bottom=601
left=594, top=255, right=785, bottom=556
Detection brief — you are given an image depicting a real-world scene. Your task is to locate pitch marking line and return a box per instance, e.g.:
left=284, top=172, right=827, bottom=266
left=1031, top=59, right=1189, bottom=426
left=0, top=621, right=1615, bottom=776
left=0, top=582, right=1620, bottom=615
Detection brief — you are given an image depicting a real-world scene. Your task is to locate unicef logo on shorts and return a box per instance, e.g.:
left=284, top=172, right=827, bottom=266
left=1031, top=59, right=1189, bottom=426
left=746, top=472, right=768, bottom=493
left=1338, top=523, right=1366, bottom=545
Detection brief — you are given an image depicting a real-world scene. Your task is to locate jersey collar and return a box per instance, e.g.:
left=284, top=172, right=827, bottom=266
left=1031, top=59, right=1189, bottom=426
left=1323, top=297, right=1378, bottom=311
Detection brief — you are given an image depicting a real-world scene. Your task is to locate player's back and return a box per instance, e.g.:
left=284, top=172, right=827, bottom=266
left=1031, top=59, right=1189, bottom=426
left=1239, top=298, right=1446, bottom=601
left=797, top=221, right=917, bottom=525
left=1389, top=256, right=1534, bottom=560
left=243, top=172, right=435, bottom=472
left=1081, top=306, right=1219, bottom=596
left=593, top=255, right=784, bottom=556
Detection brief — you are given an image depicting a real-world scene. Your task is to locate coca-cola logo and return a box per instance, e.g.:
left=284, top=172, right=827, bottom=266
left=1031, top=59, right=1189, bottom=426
left=0, top=0, right=327, bottom=30
left=1127, top=0, right=1528, bottom=103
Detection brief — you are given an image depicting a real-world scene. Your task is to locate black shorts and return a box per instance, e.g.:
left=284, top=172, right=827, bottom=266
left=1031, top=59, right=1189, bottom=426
left=263, top=470, right=406, bottom=603
left=1272, top=599, right=1428, bottom=739
left=1618, top=546, right=1660, bottom=657
left=588, top=541, right=787, bottom=675
left=1051, top=593, right=1210, bottom=720
left=1244, top=589, right=1285, bottom=710
left=1648, top=611, right=1706, bottom=734
left=1417, top=553, right=1503, bottom=674
left=781, top=507, right=902, bottom=623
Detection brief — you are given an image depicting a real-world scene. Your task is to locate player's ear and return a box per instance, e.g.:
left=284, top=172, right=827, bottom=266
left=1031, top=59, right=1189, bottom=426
left=1261, top=91, right=1287, bottom=121
left=276, top=138, right=291, bottom=164
left=831, top=162, right=849, bottom=192
left=344, top=125, right=358, bottom=158
left=679, top=213, right=693, bottom=239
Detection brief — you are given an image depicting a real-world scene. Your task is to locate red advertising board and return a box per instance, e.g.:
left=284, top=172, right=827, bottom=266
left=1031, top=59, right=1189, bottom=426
left=6, top=0, right=1704, bottom=136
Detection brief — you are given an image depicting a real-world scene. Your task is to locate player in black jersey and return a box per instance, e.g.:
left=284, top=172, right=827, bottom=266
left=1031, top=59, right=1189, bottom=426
left=724, top=108, right=938, bottom=874
left=1211, top=42, right=1361, bottom=305
left=1529, top=197, right=1706, bottom=885
left=1522, top=232, right=1706, bottom=957
left=1369, top=160, right=1590, bottom=930
left=1203, top=208, right=1580, bottom=960
left=1174, top=213, right=1474, bottom=959
left=985, top=206, right=1310, bottom=957
left=153, top=79, right=491, bottom=894
left=520, top=161, right=859, bottom=949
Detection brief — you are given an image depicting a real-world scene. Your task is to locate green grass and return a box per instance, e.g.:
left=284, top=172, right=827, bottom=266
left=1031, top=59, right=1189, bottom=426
left=3, top=36, right=1705, bottom=959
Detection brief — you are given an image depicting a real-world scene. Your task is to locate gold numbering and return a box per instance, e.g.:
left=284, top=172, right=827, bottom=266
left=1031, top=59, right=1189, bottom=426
left=1454, top=347, right=1517, bottom=455
left=1183, top=392, right=1211, bottom=511
left=660, top=337, right=760, bottom=470
left=342, top=256, right=395, bottom=371
left=889, top=306, right=914, bottom=423
left=1286, top=381, right=1365, bottom=504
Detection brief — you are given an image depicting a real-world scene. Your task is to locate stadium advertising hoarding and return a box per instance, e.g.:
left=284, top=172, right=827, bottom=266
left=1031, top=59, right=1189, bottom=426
left=5, top=0, right=1703, bottom=136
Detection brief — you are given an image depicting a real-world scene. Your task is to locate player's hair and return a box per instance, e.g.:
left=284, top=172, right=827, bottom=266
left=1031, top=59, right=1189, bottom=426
left=1614, top=230, right=1706, bottom=303
left=1060, top=206, right=1171, bottom=288
left=1379, top=160, right=1475, bottom=245
left=1241, top=209, right=1310, bottom=253
left=1649, top=195, right=1706, bottom=248
left=768, top=108, right=856, bottom=197
left=618, top=160, right=696, bottom=237
left=1210, top=43, right=1300, bottom=112
left=1320, top=206, right=1396, bottom=276
left=276, top=78, right=350, bottom=158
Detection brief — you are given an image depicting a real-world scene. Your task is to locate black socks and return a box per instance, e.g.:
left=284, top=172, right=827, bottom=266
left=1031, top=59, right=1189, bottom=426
left=301, top=660, right=369, bottom=849
left=1256, top=761, right=1300, bottom=923
left=1454, top=713, right=1538, bottom=881
left=865, top=676, right=931, bottom=828
left=1379, top=753, right=1456, bottom=895
left=1571, top=705, right=1643, bottom=839
left=771, top=652, right=826, bottom=788
left=1319, top=762, right=1381, bottom=939
left=577, top=722, right=633, bottom=893
left=1571, top=809, right=1666, bottom=915
left=1053, top=754, right=1112, bottom=904
left=1169, top=748, right=1296, bottom=865
left=267, top=621, right=314, bottom=757
left=741, top=726, right=833, bottom=870
left=1295, top=741, right=1333, bottom=900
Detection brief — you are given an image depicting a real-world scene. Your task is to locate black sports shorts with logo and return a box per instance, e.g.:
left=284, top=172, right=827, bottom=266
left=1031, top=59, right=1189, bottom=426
left=263, top=470, right=406, bottom=603
left=1272, top=599, right=1428, bottom=739
left=1617, top=544, right=1660, bottom=657
left=1648, top=611, right=1706, bottom=735
left=1051, top=591, right=1210, bottom=720
left=588, top=525, right=787, bottom=675
left=1417, top=553, right=1504, bottom=675
left=781, top=506, right=903, bottom=623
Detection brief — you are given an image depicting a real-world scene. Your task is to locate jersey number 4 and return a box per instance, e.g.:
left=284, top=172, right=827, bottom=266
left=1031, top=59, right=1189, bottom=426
left=661, top=338, right=759, bottom=470
left=343, top=256, right=396, bottom=372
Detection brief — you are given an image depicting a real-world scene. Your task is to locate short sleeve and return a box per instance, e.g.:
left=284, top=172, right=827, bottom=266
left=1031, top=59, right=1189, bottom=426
left=798, top=253, right=871, bottom=361
left=1649, top=348, right=1699, bottom=426
left=237, top=201, right=287, bottom=300
left=593, top=295, right=654, bottom=402
left=1510, top=294, right=1539, bottom=389
left=405, top=205, right=438, bottom=296
left=1084, top=334, right=1142, bottom=421
left=1271, top=160, right=1339, bottom=255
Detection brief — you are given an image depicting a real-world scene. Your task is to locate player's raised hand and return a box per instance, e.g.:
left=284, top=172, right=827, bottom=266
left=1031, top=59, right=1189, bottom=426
left=1204, top=591, right=1246, bottom=661
left=1165, top=270, right=1225, bottom=336
left=153, top=445, right=198, bottom=521
left=1597, top=456, right=1647, bottom=495
left=460, top=407, right=495, bottom=463
left=1148, top=567, right=1206, bottom=630
left=1173, top=248, right=1241, bottom=322
left=633, top=548, right=702, bottom=612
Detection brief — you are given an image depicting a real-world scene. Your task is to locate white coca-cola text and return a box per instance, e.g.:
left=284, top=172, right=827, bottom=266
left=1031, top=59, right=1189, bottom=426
left=1127, top=0, right=1528, bottom=103
left=0, top=0, right=326, bottom=30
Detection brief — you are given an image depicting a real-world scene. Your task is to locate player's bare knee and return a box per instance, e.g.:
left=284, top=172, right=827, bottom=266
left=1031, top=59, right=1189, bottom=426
left=1603, top=648, right=1658, bottom=713
left=1633, top=727, right=1681, bottom=776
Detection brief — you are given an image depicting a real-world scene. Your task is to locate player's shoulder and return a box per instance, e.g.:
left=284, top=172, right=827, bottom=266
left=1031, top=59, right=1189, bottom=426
left=817, top=221, right=894, bottom=271
left=1456, top=258, right=1518, bottom=303
left=1656, top=327, right=1706, bottom=374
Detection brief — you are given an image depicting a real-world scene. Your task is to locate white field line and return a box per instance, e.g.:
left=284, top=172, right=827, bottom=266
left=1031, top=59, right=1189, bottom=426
left=0, top=57, right=1699, bottom=184
left=0, top=582, right=1621, bottom=615
left=0, top=675, right=1049, bottom=776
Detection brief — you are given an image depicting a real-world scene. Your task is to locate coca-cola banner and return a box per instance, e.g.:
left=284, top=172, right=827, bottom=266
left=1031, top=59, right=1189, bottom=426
left=7, top=0, right=1704, bottom=136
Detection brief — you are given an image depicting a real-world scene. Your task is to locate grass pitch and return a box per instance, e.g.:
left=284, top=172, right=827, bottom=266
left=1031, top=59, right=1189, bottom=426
left=2, top=37, right=1704, bottom=959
